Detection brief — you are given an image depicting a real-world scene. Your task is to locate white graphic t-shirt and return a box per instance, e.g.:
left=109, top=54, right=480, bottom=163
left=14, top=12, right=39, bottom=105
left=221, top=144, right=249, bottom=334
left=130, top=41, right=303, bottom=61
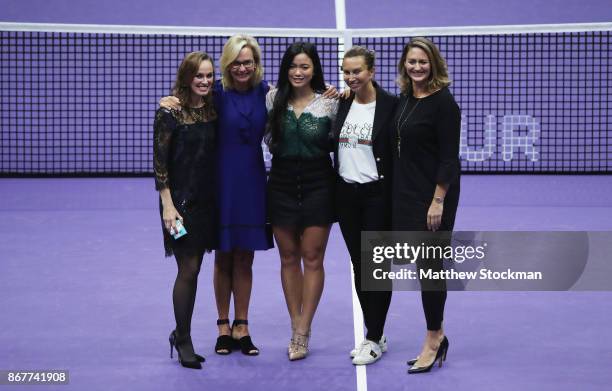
left=338, top=100, right=378, bottom=183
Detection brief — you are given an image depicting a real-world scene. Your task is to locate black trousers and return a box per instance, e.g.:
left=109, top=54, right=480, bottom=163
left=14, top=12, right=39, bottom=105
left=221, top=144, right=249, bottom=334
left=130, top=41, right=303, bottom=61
left=336, top=177, right=392, bottom=342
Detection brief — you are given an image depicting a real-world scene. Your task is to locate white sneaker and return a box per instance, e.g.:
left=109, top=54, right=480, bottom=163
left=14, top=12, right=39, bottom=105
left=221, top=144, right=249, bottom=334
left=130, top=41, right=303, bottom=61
left=351, top=339, right=382, bottom=365
left=350, top=335, right=387, bottom=357
left=350, top=340, right=367, bottom=358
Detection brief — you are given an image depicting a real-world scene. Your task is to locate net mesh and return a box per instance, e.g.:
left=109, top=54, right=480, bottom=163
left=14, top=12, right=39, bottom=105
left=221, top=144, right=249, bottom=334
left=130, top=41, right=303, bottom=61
left=355, top=32, right=611, bottom=173
left=0, top=29, right=609, bottom=175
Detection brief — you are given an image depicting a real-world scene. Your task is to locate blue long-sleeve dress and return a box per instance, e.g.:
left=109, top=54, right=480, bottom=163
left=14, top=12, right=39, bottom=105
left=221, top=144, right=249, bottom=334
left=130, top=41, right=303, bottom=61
left=214, top=80, right=274, bottom=251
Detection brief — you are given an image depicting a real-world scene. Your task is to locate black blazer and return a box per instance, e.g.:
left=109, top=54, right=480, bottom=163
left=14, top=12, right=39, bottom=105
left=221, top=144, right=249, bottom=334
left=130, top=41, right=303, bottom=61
left=332, top=81, right=398, bottom=198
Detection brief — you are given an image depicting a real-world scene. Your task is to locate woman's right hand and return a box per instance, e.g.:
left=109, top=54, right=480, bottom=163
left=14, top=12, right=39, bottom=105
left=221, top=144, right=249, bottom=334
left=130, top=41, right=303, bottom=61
left=322, top=85, right=351, bottom=100
left=159, top=96, right=181, bottom=110
left=162, top=204, right=183, bottom=234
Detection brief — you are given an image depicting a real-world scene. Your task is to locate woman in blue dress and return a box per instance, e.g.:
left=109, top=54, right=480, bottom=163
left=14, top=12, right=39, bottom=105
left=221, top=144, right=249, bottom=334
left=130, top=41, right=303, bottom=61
left=211, top=35, right=274, bottom=356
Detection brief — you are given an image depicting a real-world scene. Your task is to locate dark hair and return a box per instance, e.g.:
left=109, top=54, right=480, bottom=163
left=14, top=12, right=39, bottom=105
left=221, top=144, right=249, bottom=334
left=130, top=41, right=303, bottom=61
left=172, top=51, right=216, bottom=120
left=266, top=42, right=326, bottom=149
left=343, top=46, right=375, bottom=70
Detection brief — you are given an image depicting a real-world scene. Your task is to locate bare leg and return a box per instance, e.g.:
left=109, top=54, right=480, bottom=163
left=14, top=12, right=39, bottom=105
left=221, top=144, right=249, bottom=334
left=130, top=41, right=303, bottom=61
left=273, top=226, right=304, bottom=332
left=231, top=249, right=255, bottom=338
left=295, top=225, right=331, bottom=335
left=214, top=251, right=233, bottom=339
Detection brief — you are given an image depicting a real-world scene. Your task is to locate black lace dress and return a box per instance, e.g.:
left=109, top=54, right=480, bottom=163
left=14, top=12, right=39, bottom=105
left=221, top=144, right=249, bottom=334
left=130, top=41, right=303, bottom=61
left=153, top=107, right=218, bottom=257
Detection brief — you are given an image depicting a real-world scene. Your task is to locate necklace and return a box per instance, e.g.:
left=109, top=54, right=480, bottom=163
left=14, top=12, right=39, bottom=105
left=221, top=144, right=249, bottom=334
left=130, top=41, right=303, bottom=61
left=395, top=97, right=420, bottom=158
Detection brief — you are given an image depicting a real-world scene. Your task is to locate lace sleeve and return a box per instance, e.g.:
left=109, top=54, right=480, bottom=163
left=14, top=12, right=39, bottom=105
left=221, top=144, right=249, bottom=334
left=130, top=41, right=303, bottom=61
left=315, top=96, right=339, bottom=121
left=153, top=108, right=177, bottom=190
left=326, top=97, right=339, bottom=121
left=265, top=88, right=277, bottom=112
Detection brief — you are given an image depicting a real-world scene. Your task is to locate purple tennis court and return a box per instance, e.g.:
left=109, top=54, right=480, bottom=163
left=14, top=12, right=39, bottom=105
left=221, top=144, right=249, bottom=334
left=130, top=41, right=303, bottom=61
left=1, top=176, right=612, bottom=391
left=1, top=1, right=612, bottom=390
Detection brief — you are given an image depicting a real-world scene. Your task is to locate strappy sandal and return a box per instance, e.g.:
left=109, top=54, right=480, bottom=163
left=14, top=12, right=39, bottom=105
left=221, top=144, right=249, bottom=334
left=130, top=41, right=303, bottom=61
left=288, top=332, right=309, bottom=361
left=214, top=319, right=234, bottom=355
left=232, top=319, right=259, bottom=356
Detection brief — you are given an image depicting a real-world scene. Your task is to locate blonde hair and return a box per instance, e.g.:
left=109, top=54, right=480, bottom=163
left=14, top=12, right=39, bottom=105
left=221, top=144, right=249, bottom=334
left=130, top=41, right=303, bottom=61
left=219, top=34, right=264, bottom=90
left=396, top=37, right=451, bottom=94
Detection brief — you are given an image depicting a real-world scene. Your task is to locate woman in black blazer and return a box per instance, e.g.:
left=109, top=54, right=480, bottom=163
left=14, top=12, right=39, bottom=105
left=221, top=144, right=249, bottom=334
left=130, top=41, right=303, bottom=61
left=332, top=46, right=398, bottom=365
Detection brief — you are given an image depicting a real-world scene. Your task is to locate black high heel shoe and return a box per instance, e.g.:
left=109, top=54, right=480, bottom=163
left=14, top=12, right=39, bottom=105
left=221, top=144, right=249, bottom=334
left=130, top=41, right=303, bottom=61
left=232, top=319, right=259, bottom=356
left=169, top=330, right=204, bottom=369
left=407, top=336, right=448, bottom=374
left=215, top=319, right=234, bottom=355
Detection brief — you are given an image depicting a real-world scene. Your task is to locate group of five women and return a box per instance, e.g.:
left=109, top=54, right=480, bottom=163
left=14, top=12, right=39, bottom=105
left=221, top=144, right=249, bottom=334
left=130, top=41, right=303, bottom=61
left=152, top=34, right=461, bottom=373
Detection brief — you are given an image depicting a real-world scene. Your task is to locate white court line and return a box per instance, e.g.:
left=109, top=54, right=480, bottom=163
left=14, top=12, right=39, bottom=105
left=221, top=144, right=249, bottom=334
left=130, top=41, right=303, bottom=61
left=334, top=0, right=368, bottom=389
left=336, top=0, right=367, bottom=388
left=350, top=266, right=368, bottom=391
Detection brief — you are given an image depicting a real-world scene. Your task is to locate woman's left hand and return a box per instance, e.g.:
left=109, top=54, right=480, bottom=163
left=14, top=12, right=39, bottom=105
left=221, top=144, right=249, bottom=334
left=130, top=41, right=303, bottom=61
left=427, top=201, right=443, bottom=232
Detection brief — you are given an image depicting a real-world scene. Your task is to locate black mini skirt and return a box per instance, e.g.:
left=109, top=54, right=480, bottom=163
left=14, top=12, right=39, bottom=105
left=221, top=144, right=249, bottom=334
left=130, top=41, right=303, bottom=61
left=267, top=156, right=336, bottom=228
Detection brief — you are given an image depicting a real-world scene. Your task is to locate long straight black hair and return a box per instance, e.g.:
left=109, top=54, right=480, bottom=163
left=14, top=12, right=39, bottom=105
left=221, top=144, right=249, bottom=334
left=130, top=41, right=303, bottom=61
left=266, top=42, right=327, bottom=150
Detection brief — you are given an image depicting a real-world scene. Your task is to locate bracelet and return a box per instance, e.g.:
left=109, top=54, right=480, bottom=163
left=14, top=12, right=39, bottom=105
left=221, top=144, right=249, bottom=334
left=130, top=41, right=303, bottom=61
left=433, top=196, right=444, bottom=204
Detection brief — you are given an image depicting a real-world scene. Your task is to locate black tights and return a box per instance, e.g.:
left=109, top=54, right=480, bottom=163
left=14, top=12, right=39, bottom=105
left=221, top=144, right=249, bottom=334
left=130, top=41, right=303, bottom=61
left=172, top=251, right=203, bottom=356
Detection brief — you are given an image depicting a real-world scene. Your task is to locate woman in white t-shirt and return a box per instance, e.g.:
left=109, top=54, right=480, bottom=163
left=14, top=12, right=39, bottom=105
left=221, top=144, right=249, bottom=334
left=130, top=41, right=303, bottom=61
left=331, top=46, right=398, bottom=365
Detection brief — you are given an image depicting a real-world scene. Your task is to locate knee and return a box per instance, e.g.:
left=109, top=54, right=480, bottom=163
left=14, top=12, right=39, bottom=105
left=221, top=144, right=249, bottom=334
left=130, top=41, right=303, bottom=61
left=178, top=262, right=201, bottom=282
left=278, top=249, right=300, bottom=267
left=302, top=245, right=324, bottom=263
left=302, top=249, right=324, bottom=271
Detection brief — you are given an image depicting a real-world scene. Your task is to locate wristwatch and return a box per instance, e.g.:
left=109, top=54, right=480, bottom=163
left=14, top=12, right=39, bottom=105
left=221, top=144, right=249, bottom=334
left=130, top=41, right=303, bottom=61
left=433, top=196, right=444, bottom=204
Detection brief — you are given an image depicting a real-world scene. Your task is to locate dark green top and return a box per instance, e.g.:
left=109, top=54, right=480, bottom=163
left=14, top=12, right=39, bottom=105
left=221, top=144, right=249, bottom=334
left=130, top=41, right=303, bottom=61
left=266, top=90, right=338, bottom=159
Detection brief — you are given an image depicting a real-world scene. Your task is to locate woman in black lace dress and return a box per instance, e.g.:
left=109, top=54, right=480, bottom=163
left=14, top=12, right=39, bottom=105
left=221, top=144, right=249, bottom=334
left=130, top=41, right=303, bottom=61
left=153, top=51, right=217, bottom=369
